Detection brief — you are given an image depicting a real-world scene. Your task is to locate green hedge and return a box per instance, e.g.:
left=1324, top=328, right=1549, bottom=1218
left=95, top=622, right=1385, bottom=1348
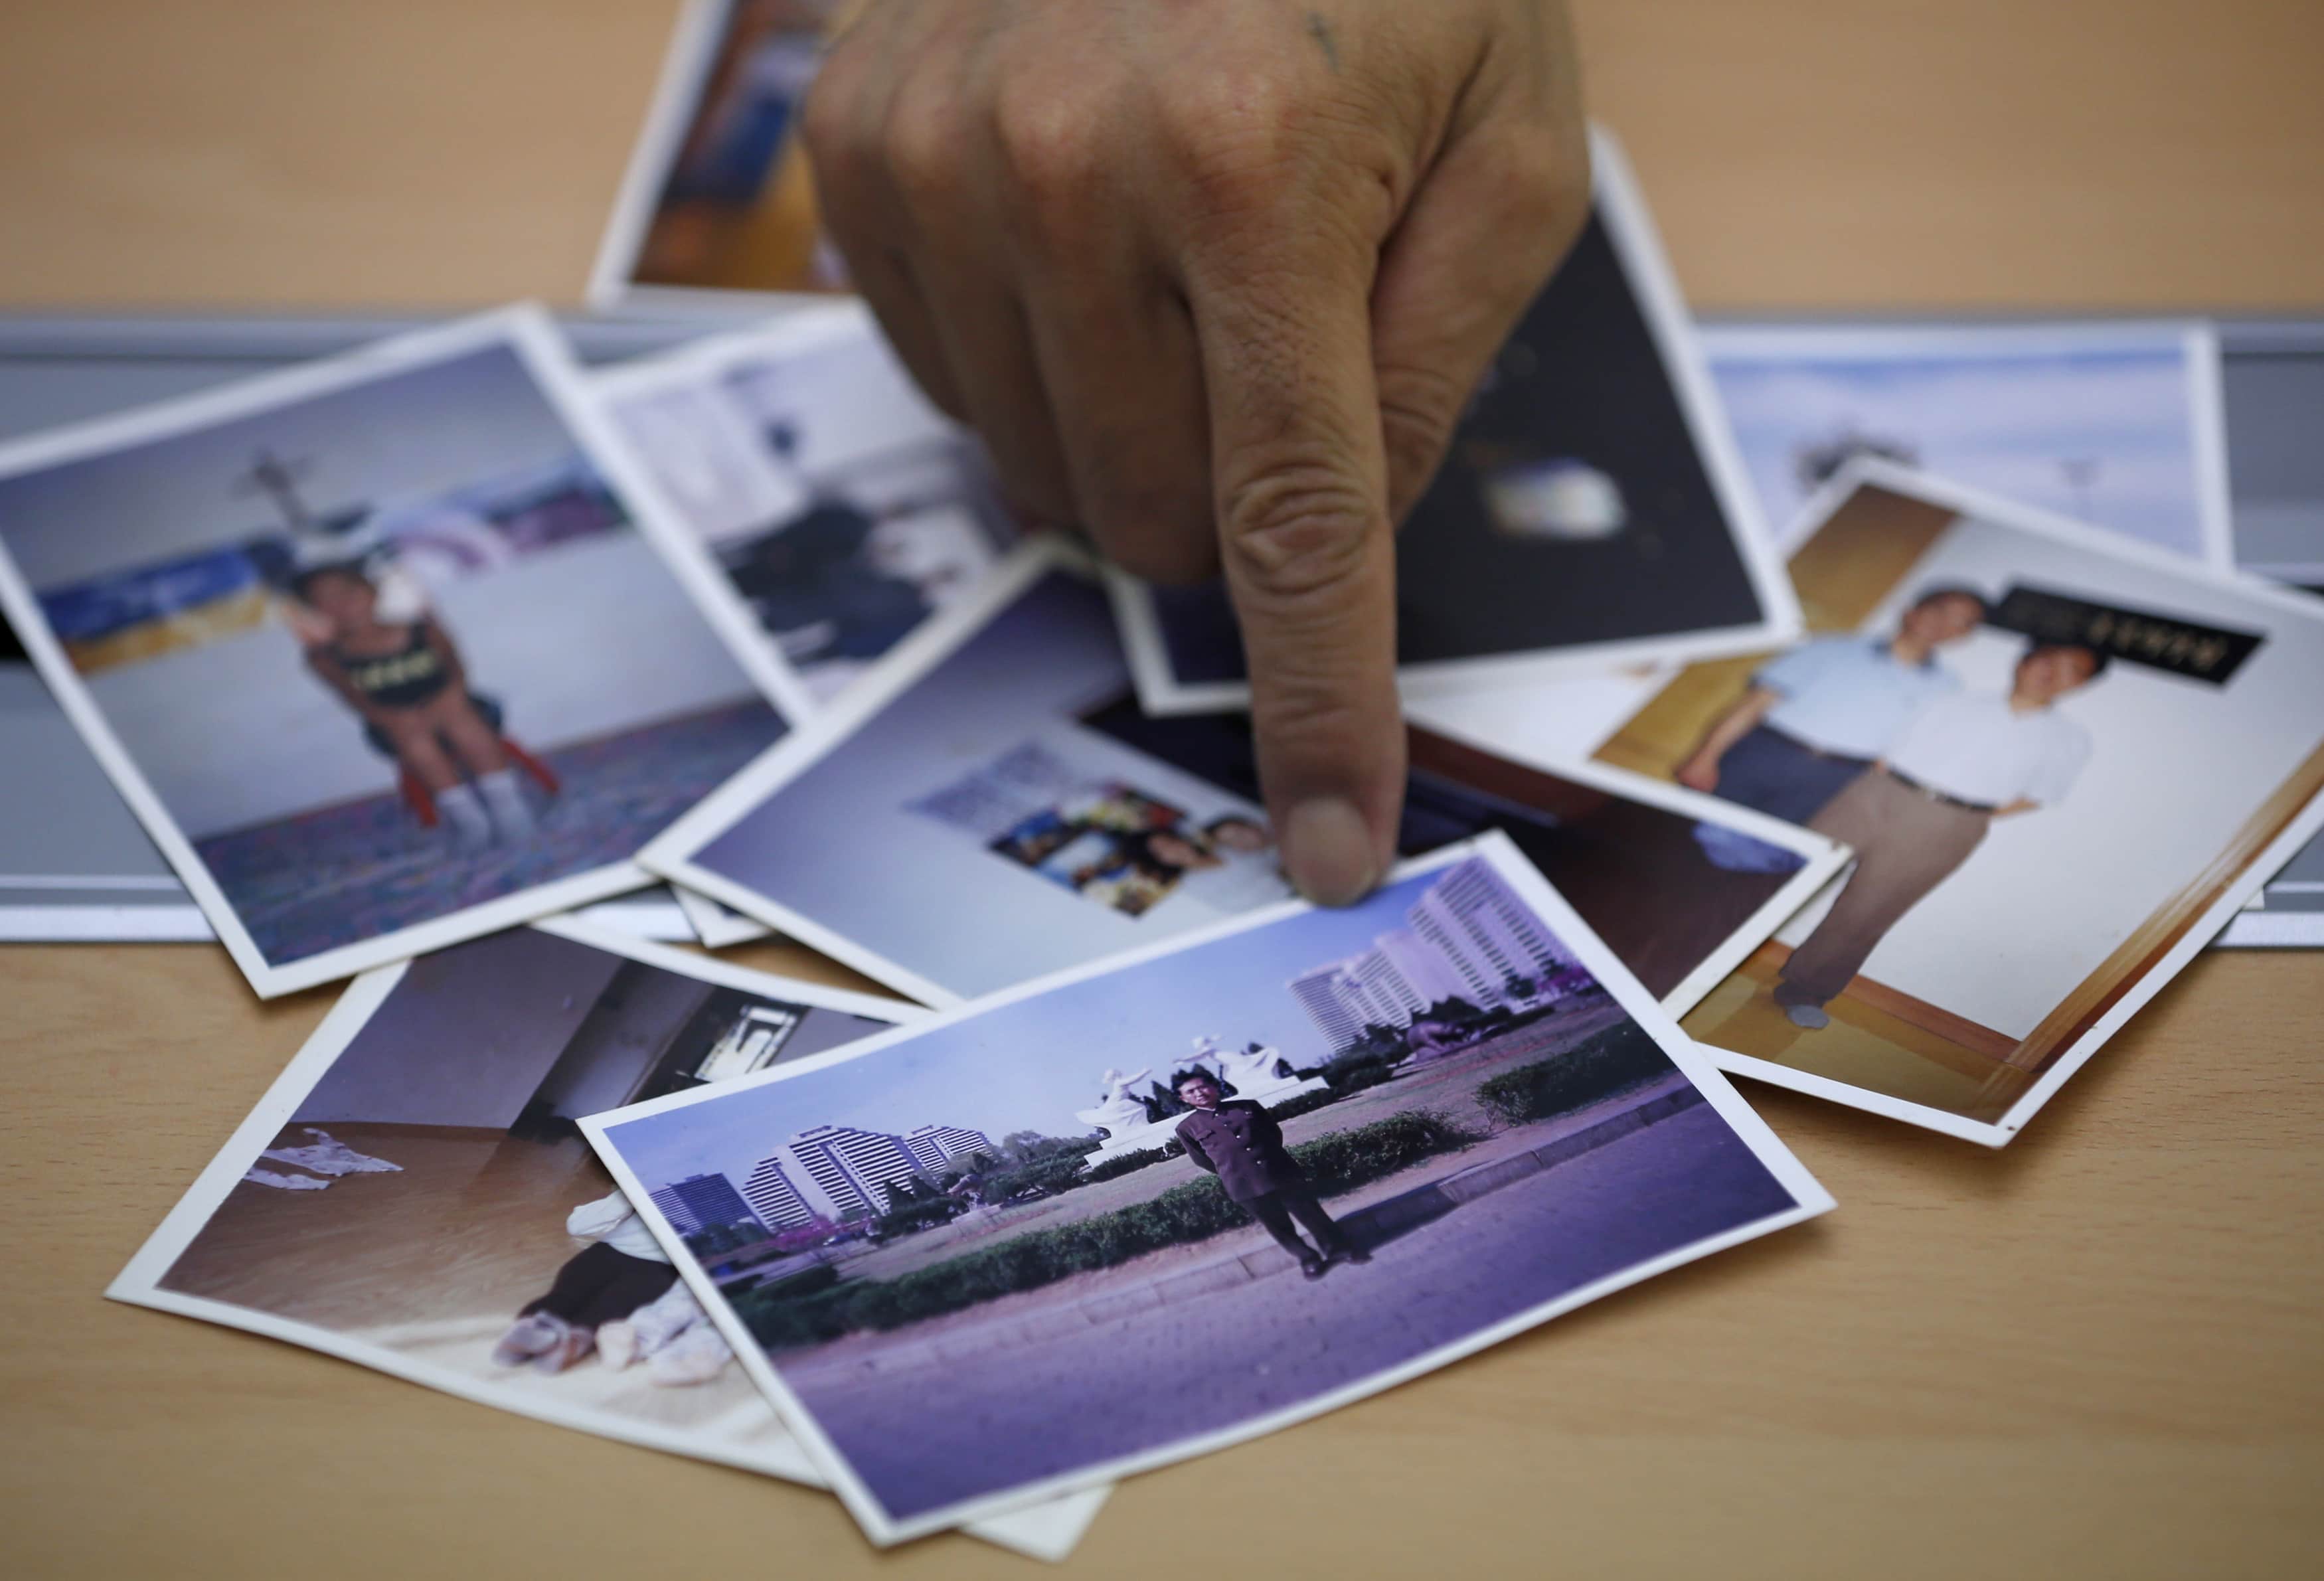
left=1258, top=1087, right=1341, bottom=1124
left=1082, top=1145, right=1176, bottom=1182
left=736, top=1110, right=1473, bottom=1348
left=1474, top=1021, right=1674, bottom=1128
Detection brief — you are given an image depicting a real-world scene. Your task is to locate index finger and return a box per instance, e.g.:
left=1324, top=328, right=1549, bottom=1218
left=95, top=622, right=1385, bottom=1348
left=1183, top=217, right=1405, bottom=907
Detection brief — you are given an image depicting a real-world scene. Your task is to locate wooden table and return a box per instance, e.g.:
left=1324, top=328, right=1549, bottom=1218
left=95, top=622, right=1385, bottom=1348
left=4, top=3, right=2320, bottom=1576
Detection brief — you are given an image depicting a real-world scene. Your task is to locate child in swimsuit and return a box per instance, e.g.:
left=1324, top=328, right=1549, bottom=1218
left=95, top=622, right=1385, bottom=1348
left=293, top=563, right=536, bottom=849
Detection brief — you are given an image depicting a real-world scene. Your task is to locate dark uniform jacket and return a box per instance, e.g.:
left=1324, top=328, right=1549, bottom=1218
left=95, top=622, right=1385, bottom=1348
left=1175, top=1100, right=1307, bottom=1204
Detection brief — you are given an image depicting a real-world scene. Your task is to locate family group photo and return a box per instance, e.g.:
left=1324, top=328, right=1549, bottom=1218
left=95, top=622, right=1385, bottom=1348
left=655, top=557, right=1303, bottom=1001
left=592, top=846, right=1825, bottom=1539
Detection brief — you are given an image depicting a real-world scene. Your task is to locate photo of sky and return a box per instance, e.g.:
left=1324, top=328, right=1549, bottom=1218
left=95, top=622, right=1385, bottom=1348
left=1703, top=325, right=2219, bottom=559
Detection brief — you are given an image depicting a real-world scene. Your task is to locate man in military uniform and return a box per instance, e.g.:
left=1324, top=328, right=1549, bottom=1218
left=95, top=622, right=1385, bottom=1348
left=1173, top=1071, right=1367, bottom=1279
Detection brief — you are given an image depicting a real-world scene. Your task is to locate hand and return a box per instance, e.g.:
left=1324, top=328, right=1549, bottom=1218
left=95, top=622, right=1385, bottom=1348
left=804, top=0, right=1588, bottom=903
left=1675, top=753, right=1720, bottom=794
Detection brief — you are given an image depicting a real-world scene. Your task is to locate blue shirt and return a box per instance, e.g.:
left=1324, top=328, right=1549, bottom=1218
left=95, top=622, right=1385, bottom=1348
left=1754, top=636, right=1959, bottom=758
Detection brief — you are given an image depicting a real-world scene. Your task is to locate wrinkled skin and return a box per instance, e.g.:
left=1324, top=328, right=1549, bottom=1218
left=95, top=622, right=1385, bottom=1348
left=804, top=0, right=1588, bottom=902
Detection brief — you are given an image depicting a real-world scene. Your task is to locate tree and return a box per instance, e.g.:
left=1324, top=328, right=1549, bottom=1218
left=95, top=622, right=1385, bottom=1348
left=997, top=1129, right=1101, bottom=1165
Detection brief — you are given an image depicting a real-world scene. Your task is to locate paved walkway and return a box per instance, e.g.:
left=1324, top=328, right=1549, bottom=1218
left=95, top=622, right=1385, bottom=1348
left=780, top=1089, right=1801, bottom=1523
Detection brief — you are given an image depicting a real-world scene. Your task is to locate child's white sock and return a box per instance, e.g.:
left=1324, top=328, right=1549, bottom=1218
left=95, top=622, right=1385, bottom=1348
left=477, top=768, right=537, bottom=840
left=436, top=783, right=493, bottom=851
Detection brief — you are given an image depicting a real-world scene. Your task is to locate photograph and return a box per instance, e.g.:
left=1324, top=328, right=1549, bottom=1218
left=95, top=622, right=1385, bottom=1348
left=2218, top=319, right=2324, bottom=590
left=644, top=541, right=1847, bottom=1006
left=0, top=622, right=695, bottom=944
left=590, top=0, right=849, bottom=310
left=1106, top=129, right=1798, bottom=713
left=586, top=836, right=1832, bottom=1544
left=1587, top=461, right=2324, bottom=1143
left=1699, top=319, right=2232, bottom=562
left=0, top=309, right=798, bottom=995
left=593, top=303, right=1017, bottom=703
left=104, top=917, right=1106, bottom=1563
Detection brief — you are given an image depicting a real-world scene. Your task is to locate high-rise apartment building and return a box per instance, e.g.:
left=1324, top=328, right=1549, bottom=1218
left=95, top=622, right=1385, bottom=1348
left=648, top=1173, right=759, bottom=1238
left=1287, top=858, right=1582, bottom=1050
left=902, top=1123, right=995, bottom=1174
left=786, top=1123, right=923, bottom=1218
left=739, top=1153, right=817, bottom=1231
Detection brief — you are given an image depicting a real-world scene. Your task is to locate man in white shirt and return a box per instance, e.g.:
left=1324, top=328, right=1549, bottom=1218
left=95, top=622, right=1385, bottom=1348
left=1676, top=586, right=1987, bottom=825
left=1774, top=641, right=2108, bottom=1029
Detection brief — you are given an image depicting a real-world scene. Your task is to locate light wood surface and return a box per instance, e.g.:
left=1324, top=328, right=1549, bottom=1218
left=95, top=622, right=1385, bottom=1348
left=4, top=3, right=2321, bottom=1577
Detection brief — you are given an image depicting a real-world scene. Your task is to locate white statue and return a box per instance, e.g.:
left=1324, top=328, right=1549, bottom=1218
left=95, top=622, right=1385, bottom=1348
left=1214, top=1039, right=1289, bottom=1093
left=1073, top=1066, right=1154, bottom=1139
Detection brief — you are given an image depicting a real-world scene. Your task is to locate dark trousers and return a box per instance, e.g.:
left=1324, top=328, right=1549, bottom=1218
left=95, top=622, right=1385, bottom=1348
left=1246, top=1187, right=1349, bottom=1262
left=520, top=1241, right=677, bottom=1329
left=1716, top=726, right=1870, bottom=827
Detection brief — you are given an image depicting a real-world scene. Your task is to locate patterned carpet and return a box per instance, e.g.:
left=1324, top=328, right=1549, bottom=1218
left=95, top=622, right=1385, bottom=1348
left=195, top=701, right=784, bottom=965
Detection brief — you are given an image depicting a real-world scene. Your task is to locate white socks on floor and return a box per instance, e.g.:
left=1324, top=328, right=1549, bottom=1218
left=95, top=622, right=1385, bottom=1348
left=436, top=783, right=493, bottom=850
left=477, top=768, right=537, bottom=841
left=438, top=770, right=537, bottom=849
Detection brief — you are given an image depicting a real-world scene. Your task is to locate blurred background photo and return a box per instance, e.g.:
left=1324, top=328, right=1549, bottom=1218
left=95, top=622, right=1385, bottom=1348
left=0, top=335, right=787, bottom=967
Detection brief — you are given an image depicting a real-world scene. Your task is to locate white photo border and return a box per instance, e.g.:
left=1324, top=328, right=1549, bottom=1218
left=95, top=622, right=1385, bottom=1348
left=0, top=305, right=807, bottom=997
left=585, top=830, right=1835, bottom=1545
left=1670, top=456, right=2324, bottom=1145
left=1104, top=126, right=1804, bottom=716
left=673, top=883, right=776, bottom=948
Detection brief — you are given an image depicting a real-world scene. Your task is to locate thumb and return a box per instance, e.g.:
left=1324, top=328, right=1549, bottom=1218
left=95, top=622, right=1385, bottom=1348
left=1187, top=230, right=1405, bottom=908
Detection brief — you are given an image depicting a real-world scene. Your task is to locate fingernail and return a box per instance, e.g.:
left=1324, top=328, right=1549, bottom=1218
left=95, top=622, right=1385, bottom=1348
left=1284, top=797, right=1380, bottom=908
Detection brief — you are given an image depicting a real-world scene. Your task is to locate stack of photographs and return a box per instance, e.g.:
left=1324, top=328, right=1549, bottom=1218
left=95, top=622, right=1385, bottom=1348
left=107, top=920, right=1106, bottom=1560
left=586, top=836, right=1833, bottom=1542
left=635, top=541, right=1849, bottom=1009
left=7, top=26, right=2313, bottom=1546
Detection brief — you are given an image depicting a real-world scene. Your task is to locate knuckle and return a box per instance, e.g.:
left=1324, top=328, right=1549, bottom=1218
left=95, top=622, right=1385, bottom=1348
left=797, top=59, right=859, bottom=159
left=1496, top=131, right=1592, bottom=252
left=1219, top=457, right=1384, bottom=609
left=1159, top=70, right=1304, bottom=212
left=881, top=84, right=971, bottom=207
left=993, top=76, right=1109, bottom=205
